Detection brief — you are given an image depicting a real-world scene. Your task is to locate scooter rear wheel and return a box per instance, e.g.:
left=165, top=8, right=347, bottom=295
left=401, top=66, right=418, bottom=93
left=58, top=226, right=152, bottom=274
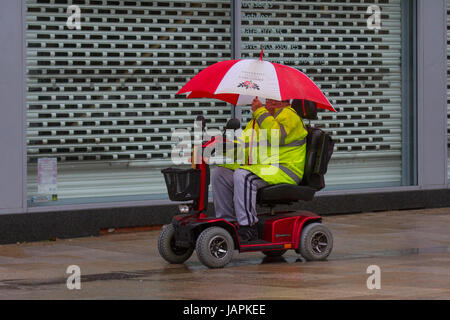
left=196, top=227, right=234, bottom=268
left=158, top=224, right=194, bottom=264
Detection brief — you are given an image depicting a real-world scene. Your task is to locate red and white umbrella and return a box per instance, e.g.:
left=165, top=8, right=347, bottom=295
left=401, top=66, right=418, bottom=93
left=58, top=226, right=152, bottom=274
left=177, top=53, right=336, bottom=112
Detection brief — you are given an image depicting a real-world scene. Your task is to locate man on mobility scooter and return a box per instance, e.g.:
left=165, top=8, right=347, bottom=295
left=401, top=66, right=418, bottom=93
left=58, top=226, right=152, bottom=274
left=159, top=99, right=335, bottom=268
left=212, top=97, right=308, bottom=242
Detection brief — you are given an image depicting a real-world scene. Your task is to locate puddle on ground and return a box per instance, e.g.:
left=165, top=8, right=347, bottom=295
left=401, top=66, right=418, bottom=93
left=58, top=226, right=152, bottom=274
left=328, top=246, right=450, bottom=261
left=1, top=245, right=448, bottom=289
left=0, top=246, right=27, bottom=258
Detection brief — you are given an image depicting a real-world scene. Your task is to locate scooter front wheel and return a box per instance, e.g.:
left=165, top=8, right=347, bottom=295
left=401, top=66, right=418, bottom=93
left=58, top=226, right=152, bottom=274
left=158, top=224, right=194, bottom=264
left=196, top=227, right=234, bottom=269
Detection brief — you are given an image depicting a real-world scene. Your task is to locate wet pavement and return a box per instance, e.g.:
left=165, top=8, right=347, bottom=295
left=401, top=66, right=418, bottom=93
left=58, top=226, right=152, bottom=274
left=0, top=208, right=449, bottom=300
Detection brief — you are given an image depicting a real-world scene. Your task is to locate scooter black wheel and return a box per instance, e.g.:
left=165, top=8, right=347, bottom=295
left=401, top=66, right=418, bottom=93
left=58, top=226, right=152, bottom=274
left=298, top=223, right=333, bottom=261
left=158, top=224, right=194, bottom=264
left=196, top=227, right=234, bottom=268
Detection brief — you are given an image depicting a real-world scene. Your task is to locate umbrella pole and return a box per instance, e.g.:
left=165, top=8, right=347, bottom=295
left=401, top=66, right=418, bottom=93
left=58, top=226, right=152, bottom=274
left=248, top=119, right=255, bottom=165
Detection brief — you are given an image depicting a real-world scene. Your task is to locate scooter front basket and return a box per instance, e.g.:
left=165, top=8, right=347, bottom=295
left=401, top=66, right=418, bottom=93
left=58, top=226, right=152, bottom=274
left=161, top=167, right=201, bottom=201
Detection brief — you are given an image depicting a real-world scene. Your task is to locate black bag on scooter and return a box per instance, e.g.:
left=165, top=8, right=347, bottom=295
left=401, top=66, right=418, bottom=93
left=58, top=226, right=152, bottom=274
left=302, top=125, right=335, bottom=191
left=291, top=99, right=335, bottom=191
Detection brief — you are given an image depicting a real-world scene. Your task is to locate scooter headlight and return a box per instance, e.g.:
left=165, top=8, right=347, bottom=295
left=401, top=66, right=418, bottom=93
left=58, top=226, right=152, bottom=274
left=178, top=205, right=190, bottom=214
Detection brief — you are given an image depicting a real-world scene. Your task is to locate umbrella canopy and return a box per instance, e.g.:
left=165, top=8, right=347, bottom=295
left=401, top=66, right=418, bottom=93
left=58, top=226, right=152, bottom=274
left=177, top=55, right=336, bottom=112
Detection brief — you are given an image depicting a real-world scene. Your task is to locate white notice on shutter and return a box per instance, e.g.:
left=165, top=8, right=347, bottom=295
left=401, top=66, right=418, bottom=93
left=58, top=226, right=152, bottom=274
left=38, top=158, right=58, bottom=194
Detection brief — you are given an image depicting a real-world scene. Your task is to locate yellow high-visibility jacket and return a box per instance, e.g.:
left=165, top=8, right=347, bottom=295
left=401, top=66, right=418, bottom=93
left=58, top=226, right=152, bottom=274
left=221, top=105, right=308, bottom=185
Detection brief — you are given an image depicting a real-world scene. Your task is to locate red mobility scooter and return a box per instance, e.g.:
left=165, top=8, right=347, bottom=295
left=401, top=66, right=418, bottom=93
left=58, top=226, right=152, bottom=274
left=158, top=101, right=335, bottom=268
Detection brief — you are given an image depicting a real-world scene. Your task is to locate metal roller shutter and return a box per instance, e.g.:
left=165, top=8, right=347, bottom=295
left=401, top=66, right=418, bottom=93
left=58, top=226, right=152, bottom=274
left=241, top=0, right=403, bottom=188
left=447, top=0, right=450, bottom=180
left=26, top=0, right=231, bottom=201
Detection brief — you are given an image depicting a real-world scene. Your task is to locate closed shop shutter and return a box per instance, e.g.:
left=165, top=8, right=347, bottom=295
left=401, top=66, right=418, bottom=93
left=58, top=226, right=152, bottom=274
left=26, top=0, right=231, bottom=201
left=447, top=0, right=450, bottom=180
left=240, top=0, right=403, bottom=188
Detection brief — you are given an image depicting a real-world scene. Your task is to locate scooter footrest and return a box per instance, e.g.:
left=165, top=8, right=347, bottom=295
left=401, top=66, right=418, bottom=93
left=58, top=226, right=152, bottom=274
left=239, top=241, right=286, bottom=252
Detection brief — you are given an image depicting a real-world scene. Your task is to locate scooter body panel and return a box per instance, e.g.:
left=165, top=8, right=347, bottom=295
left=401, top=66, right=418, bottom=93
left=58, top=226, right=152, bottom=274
left=260, top=211, right=321, bottom=249
left=171, top=211, right=322, bottom=253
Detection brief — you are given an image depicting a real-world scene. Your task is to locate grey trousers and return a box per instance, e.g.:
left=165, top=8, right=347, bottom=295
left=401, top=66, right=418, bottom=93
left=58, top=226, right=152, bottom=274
left=211, top=167, right=268, bottom=226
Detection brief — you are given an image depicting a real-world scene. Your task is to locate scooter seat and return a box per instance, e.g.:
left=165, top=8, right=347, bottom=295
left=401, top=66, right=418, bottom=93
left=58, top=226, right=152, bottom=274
left=257, top=184, right=316, bottom=205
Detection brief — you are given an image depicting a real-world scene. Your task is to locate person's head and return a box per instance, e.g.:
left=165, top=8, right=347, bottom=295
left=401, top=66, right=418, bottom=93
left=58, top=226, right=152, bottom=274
left=265, top=99, right=290, bottom=114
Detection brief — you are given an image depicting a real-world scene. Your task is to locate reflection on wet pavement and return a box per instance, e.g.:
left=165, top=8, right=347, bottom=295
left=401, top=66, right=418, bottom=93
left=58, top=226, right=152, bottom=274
left=0, top=208, right=449, bottom=299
